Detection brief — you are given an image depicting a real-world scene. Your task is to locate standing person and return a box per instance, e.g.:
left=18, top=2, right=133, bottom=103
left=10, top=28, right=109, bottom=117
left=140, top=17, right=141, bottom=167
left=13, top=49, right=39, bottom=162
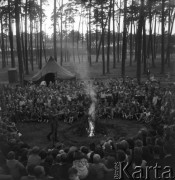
left=47, top=112, right=58, bottom=143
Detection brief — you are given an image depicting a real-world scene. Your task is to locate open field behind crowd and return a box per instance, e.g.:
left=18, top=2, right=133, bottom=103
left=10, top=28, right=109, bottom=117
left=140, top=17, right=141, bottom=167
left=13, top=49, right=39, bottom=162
left=0, top=54, right=175, bottom=83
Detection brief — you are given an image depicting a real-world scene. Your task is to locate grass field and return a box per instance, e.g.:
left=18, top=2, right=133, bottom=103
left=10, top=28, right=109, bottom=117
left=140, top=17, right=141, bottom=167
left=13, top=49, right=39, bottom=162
left=0, top=53, right=175, bottom=83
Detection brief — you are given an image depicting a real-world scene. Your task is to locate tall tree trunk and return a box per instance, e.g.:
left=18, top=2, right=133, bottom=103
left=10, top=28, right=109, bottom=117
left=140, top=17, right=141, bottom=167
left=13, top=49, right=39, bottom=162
left=72, top=28, right=75, bottom=62
left=65, top=14, right=68, bottom=62
left=166, top=0, right=172, bottom=67
left=169, top=12, right=175, bottom=63
left=15, top=0, right=24, bottom=85
left=96, top=33, right=102, bottom=63
left=143, top=19, right=147, bottom=74
left=60, top=0, right=63, bottom=65
left=129, top=0, right=133, bottom=66
left=25, top=0, right=29, bottom=74
left=155, top=20, right=160, bottom=60
left=88, top=0, right=92, bottom=66
left=161, top=0, right=165, bottom=74
left=34, top=21, right=37, bottom=63
left=21, top=21, right=26, bottom=71
left=101, top=3, right=105, bottom=75
left=130, top=21, right=133, bottom=66
left=77, top=8, right=82, bottom=64
left=96, top=17, right=108, bottom=63
left=41, top=25, right=46, bottom=62
left=54, top=0, right=57, bottom=61
left=95, top=12, right=98, bottom=63
left=66, top=28, right=68, bottom=63
left=117, top=0, right=121, bottom=63
left=82, top=19, right=84, bottom=62
left=8, top=0, right=15, bottom=68
left=5, top=29, right=8, bottom=65
left=107, top=0, right=112, bottom=73
left=148, top=0, right=155, bottom=68
left=134, top=24, right=137, bottom=61
left=39, top=0, right=42, bottom=69
left=153, top=15, right=157, bottom=59
left=36, top=24, right=39, bottom=65
left=1, top=17, right=6, bottom=68
left=112, top=0, right=116, bottom=68
left=137, top=0, right=144, bottom=84
left=121, top=0, right=127, bottom=80
left=30, top=20, right=34, bottom=71
left=86, top=20, right=89, bottom=63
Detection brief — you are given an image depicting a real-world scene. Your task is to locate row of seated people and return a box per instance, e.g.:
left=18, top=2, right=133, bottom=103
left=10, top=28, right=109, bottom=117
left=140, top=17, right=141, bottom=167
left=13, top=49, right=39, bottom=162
left=2, top=79, right=175, bottom=126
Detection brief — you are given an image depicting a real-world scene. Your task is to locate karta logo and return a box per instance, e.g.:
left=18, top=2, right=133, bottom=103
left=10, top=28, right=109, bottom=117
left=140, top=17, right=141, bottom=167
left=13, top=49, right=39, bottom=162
left=114, top=162, right=175, bottom=179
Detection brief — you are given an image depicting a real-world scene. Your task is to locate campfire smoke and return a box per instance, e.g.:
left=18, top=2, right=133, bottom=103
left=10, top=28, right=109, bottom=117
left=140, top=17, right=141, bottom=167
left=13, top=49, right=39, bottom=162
left=72, top=61, right=97, bottom=137
left=87, top=83, right=97, bottom=137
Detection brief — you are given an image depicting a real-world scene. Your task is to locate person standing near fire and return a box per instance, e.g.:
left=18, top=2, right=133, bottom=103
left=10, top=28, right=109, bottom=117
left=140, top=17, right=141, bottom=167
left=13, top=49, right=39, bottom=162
left=47, top=109, right=58, bottom=144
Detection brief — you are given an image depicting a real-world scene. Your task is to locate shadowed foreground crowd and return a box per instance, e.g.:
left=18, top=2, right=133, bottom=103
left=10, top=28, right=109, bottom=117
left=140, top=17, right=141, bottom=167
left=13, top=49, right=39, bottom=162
left=0, top=126, right=175, bottom=180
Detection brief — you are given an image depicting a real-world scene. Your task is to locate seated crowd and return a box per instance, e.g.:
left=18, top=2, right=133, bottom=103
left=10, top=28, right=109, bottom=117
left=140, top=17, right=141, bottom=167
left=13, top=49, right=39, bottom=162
left=1, top=78, right=175, bottom=126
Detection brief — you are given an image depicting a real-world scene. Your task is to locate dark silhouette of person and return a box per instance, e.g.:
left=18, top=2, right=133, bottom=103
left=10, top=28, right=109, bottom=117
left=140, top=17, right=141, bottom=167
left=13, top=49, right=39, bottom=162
left=47, top=112, right=58, bottom=143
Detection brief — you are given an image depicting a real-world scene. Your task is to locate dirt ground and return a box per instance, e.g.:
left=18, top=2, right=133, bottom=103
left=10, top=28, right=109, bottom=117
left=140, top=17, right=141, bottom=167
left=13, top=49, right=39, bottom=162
left=17, top=118, right=144, bottom=148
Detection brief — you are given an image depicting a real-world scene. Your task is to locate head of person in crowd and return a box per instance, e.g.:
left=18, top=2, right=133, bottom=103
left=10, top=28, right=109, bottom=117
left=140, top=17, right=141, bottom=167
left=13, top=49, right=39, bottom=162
left=95, top=144, right=104, bottom=158
left=68, top=167, right=80, bottom=180
left=135, top=139, right=143, bottom=148
left=26, top=165, right=36, bottom=177
left=153, top=145, right=162, bottom=160
left=163, top=142, right=172, bottom=156
left=7, top=151, right=15, bottom=160
left=93, top=154, right=101, bottom=164
left=133, top=147, right=147, bottom=167
left=34, top=165, right=45, bottom=179
left=119, top=140, right=129, bottom=152
left=142, top=146, right=153, bottom=162
left=80, top=146, right=89, bottom=156
left=30, top=146, right=40, bottom=155
left=116, top=150, right=126, bottom=162
left=39, top=149, right=47, bottom=162
left=126, top=138, right=135, bottom=150
left=105, top=156, right=115, bottom=169
left=89, top=143, right=96, bottom=152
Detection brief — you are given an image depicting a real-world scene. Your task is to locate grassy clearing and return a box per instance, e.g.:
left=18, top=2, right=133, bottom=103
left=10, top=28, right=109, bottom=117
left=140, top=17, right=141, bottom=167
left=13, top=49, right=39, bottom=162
left=0, top=53, right=175, bottom=83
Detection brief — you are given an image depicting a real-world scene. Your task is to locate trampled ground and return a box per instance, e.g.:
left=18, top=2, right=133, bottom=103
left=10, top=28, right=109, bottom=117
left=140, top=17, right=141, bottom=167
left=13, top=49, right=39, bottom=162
left=17, top=118, right=144, bottom=148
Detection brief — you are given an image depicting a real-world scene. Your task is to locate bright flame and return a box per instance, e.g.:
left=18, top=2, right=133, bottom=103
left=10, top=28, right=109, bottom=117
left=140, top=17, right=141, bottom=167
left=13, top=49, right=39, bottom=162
left=88, top=117, right=95, bottom=137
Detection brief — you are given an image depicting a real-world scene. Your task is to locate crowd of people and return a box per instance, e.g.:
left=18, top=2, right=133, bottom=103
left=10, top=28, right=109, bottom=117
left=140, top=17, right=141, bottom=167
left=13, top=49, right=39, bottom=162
left=1, top=78, right=175, bottom=126
left=0, top=122, right=175, bottom=180
left=0, top=78, right=175, bottom=179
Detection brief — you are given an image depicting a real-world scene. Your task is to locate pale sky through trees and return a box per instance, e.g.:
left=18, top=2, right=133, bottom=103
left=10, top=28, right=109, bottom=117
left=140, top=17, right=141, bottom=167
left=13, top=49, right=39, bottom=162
left=43, top=0, right=84, bottom=36
left=43, top=0, right=175, bottom=37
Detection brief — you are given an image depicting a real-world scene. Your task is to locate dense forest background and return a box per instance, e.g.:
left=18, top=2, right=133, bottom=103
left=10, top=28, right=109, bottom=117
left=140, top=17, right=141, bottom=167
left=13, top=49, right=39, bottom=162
left=0, top=0, right=175, bottom=84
